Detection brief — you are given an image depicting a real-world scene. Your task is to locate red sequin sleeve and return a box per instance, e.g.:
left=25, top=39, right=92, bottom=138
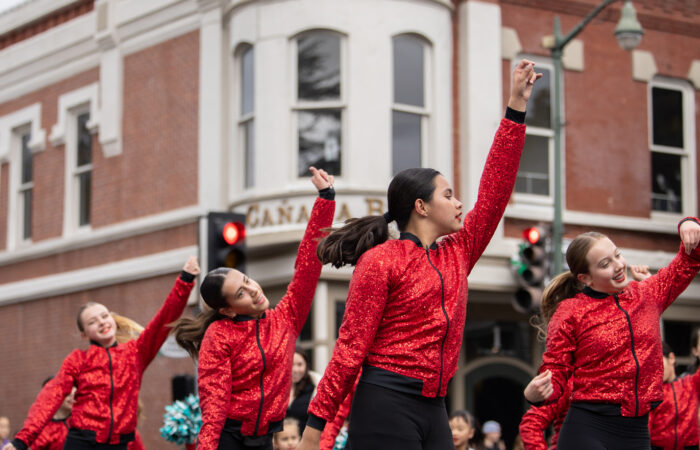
left=539, top=302, right=577, bottom=407
left=196, top=322, right=234, bottom=450
left=448, top=118, right=525, bottom=272
left=520, top=382, right=569, bottom=450
left=636, top=240, right=700, bottom=314
left=319, top=371, right=358, bottom=450
left=275, top=197, right=335, bottom=335
left=307, top=249, right=391, bottom=426
left=135, top=276, right=194, bottom=370
left=14, top=351, right=81, bottom=448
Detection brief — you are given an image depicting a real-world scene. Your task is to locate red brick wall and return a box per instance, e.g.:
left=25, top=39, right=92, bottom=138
left=0, top=274, right=198, bottom=450
left=500, top=1, right=700, bottom=222
left=93, top=31, right=200, bottom=227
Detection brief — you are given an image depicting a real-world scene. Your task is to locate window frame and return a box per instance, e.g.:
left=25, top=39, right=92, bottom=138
left=511, top=57, right=556, bottom=206
left=391, top=33, right=433, bottom=176
left=647, top=77, right=697, bottom=219
left=235, top=43, right=255, bottom=190
left=291, top=29, right=347, bottom=180
left=16, top=129, right=34, bottom=243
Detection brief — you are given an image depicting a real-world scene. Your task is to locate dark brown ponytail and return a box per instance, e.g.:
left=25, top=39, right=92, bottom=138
left=171, top=268, right=231, bottom=359
left=317, top=168, right=440, bottom=268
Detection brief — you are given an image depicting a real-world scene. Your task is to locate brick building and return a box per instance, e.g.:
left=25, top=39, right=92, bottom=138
left=0, top=0, right=697, bottom=447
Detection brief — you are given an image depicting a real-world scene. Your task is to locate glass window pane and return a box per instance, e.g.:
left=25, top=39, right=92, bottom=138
left=298, top=33, right=340, bottom=101
left=525, top=67, right=551, bottom=129
left=298, top=109, right=341, bottom=176
left=77, top=113, right=92, bottom=167
left=515, top=135, right=549, bottom=195
left=652, top=87, right=683, bottom=148
left=79, top=172, right=91, bottom=226
left=21, top=133, right=32, bottom=183
left=241, top=47, right=254, bottom=116
left=651, top=152, right=682, bottom=213
left=244, top=120, right=255, bottom=188
left=335, top=300, right=346, bottom=339
left=23, top=189, right=32, bottom=239
left=392, top=110, right=422, bottom=175
left=393, top=35, right=424, bottom=107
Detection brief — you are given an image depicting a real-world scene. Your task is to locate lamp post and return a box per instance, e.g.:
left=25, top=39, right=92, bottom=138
left=548, top=0, right=644, bottom=275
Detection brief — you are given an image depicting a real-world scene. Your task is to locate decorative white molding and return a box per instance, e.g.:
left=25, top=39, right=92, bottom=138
left=562, top=39, right=583, bottom=72
left=501, top=27, right=521, bottom=60
left=98, top=47, right=123, bottom=157
left=688, top=60, right=700, bottom=90
left=0, top=103, right=46, bottom=162
left=0, top=205, right=203, bottom=266
left=50, top=83, right=100, bottom=147
left=0, top=246, right=197, bottom=306
left=95, top=0, right=119, bottom=50
left=632, top=49, right=658, bottom=82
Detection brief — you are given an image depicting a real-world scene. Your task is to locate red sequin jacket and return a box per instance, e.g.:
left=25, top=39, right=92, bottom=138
left=648, top=370, right=700, bottom=449
left=196, top=197, right=335, bottom=449
left=12, top=276, right=194, bottom=449
left=307, top=116, right=526, bottom=428
left=540, top=241, right=700, bottom=418
left=519, top=381, right=569, bottom=450
left=32, top=417, right=69, bottom=450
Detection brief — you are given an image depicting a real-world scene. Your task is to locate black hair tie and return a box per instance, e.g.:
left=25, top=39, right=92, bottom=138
left=383, top=212, right=393, bottom=223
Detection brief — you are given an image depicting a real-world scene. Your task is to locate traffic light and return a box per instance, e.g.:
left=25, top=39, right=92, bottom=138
left=207, top=212, right=247, bottom=273
left=511, top=225, right=549, bottom=314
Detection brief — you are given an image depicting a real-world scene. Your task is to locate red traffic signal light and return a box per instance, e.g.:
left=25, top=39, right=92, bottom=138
left=523, top=227, right=541, bottom=245
left=222, top=222, right=245, bottom=245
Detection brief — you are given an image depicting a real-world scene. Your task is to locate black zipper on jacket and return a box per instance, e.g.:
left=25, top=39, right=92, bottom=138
left=613, top=294, right=640, bottom=416
left=106, top=347, right=115, bottom=442
left=425, top=249, right=449, bottom=395
left=671, top=382, right=678, bottom=450
left=254, top=319, right=266, bottom=436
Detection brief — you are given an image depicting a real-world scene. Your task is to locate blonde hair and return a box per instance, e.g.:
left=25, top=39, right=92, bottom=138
left=533, top=231, right=607, bottom=339
left=112, top=313, right=145, bottom=344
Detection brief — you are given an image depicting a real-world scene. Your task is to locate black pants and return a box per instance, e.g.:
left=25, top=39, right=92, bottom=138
left=652, top=447, right=699, bottom=450
left=557, top=404, right=650, bottom=449
left=217, top=430, right=273, bottom=450
left=347, top=381, right=455, bottom=450
left=63, top=437, right=127, bottom=450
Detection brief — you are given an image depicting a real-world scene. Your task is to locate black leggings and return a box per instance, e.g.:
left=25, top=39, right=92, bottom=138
left=217, top=430, right=273, bottom=450
left=63, top=438, right=127, bottom=450
left=347, top=381, right=455, bottom=450
left=557, top=404, right=650, bottom=449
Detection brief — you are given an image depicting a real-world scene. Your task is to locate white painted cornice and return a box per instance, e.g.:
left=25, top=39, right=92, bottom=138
left=0, top=0, right=79, bottom=36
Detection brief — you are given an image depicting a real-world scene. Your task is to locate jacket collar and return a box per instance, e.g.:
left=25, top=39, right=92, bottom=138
left=233, top=312, right=267, bottom=322
left=399, top=232, right=438, bottom=250
left=582, top=285, right=619, bottom=299
left=89, top=339, right=118, bottom=348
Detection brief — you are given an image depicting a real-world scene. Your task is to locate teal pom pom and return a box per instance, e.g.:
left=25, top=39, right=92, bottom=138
left=160, top=394, right=202, bottom=445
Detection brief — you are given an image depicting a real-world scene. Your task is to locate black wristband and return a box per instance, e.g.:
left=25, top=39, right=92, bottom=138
left=180, top=271, right=196, bottom=283
left=318, top=187, right=335, bottom=201
left=306, top=413, right=327, bottom=431
left=505, top=106, right=526, bottom=124
left=11, top=438, right=28, bottom=450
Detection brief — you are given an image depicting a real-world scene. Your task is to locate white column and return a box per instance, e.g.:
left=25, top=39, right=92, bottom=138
left=95, top=0, right=123, bottom=157
left=313, top=281, right=330, bottom=372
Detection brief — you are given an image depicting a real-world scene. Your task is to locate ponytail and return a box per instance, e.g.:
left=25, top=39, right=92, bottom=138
left=112, top=313, right=144, bottom=344
left=317, top=216, right=389, bottom=268
left=171, top=309, right=224, bottom=359
left=532, top=271, right=583, bottom=340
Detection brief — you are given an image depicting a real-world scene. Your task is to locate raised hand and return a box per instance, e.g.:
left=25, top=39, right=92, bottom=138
left=2, top=443, right=17, bottom=450
left=524, top=370, right=553, bottom=403
left=680, top=220, right=700, bottom=255
left=182, top=256, right=201, bottom=276
left=508, top=59, right=542, bottom=112
left=629, top=265, right=651, bottom=282
left=309, top=166, right=334, bottom=191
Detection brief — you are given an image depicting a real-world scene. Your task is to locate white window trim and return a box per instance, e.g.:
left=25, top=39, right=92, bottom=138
left=51, top=84, right=99, bottom=236
left=391, top=33, right=433, bottom=174
left=0, top=103, right=46, bottom=251
left=233, top=43, right=255, bottom=192
left=290, top=29, right=348, bottom=182
left=510, top=57, right=556, bottom=206
left=648, top=77, right=697, bottom=219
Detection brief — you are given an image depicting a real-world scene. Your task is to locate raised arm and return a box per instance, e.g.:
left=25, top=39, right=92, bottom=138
left=196, top=323, right=234, bottom=450
left=637, top=219, right=700, bottom=314
left=452, top=60, right=540, bottom=271
left=275, top=167, right=335, bottom=335
left=136, top=257, right=198, bottom=369
left=9, top=352, right=81, bottom=450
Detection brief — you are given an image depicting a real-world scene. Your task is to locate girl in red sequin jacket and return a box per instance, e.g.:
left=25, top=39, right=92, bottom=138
left=172, top=168, right=335, bottom=449
left=4, top=257, right=199, bottom=450
left=648, top=342, right=700, bottom=450
left=524, top=221, right=700, bottom=447
left=297, top=61, right=542, bottom=450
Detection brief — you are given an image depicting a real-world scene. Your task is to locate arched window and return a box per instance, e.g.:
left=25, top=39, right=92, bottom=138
left=392, top=34, right=430, bottom=175
left=295, top=30, right=343, bottom=177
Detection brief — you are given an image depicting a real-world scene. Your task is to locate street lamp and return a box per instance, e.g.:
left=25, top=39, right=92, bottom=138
left=547, top=0, right=644, bottom=275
